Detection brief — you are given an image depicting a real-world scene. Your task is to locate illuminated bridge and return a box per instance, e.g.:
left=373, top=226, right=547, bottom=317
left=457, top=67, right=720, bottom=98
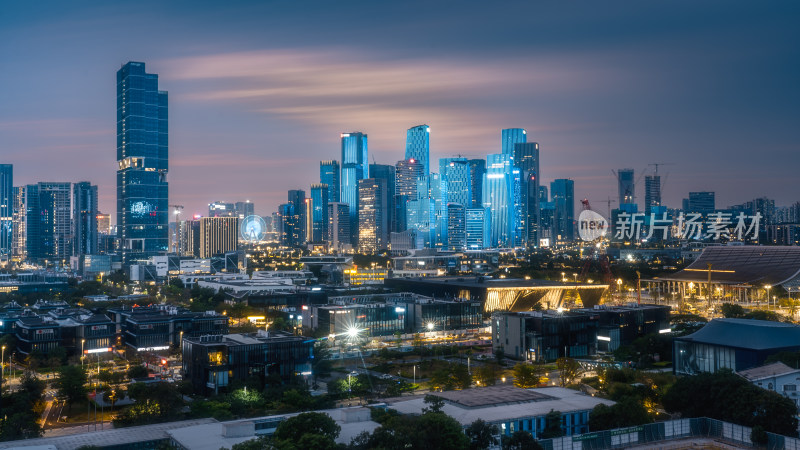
left=383, top=277, right=609, bottom=312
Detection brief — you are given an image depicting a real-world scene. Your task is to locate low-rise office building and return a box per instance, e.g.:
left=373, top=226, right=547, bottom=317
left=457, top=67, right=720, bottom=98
left=493, top=310, right=598, bottom=361
left=182, top=331, right=314, bottom=395
left=385, top=385, right=614, bottom=437
left=674, top=318, right=800, bottom=375
left=108, top=305, right=229, bottom=353
left=738, top=362, right=800, bottom=408
left=574, top=304, right=671, bottom=352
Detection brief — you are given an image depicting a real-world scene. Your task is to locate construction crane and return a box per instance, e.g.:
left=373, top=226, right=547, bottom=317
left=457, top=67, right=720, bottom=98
left=577, top=199, right=615, bottom=294
left=648, top=162, right=674, bottom=175
left=582, top=197, right=617, bottom=217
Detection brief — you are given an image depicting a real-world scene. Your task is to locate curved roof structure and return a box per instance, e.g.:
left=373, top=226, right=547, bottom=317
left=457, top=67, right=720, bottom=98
left=657, top=246, right=800, bottom=287
left=678, top=318, right=800, bottom=350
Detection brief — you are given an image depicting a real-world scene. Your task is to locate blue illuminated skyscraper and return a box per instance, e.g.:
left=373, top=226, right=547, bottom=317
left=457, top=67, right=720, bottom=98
left=405, top=125, right=430, bottom=176
left=73, top=181, right=99, bottom=256
left=439, top=158, right=471, bottom=207
left=550, top=179, right=575, bottom=242
left=514, top=142, right=540, bottom=245
left=483, top=154, right=517, bottom=247
left=117, top=61, right=168, bottom=264
left=310, top=184, right=329, bottom=243
left=501, top=128, right=527, bottom=156
left=341, top=132, right=368, bottom=245
left=0, top=164, right=11, bottom=263
left=320, top=160, right=340, bottom=203
left=468, top=159, right=486, bottom=208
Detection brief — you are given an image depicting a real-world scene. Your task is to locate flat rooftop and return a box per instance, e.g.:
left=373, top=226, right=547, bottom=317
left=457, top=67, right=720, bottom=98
left=385, top=386, right=613, bottom=426
left=433, top=384, right=556, bottom=408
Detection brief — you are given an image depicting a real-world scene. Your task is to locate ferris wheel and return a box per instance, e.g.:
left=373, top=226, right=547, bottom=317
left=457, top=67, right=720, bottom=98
left=240, top=215, right=267, bottom=242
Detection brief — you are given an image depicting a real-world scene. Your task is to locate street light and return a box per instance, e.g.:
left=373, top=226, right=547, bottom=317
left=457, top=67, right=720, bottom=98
left=765, top=285, right=772, bottom=308
left=1, top=345, right=5, bottom=382
left=81, top=339, right=85, bottom=369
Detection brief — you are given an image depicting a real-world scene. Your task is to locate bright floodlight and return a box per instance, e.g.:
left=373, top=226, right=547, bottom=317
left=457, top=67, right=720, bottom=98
left=346, top=327, right=361, bottom=339
left=426, top=322, right=435, bottom=331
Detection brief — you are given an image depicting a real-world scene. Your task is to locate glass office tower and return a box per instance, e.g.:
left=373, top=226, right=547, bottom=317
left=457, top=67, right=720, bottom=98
left=73, top=181, right=99, bottom=256
left=483, top=154, right=517, bottom=247
left=551, top=179, right=575, bottom=242
left=117, top=61, right=169, bottom=264
left=617, top=168, right=635, bottom=206
left=513, top=142, right=540, bottom=246
left=310, top=184, right=329, bottom=243
left=440, top=158, right=471, bottom=207
left=341, top=132, right=368, bottom=245
left=501, top=128, right=526, bottom=156
left=26, top=182, right=72, bottom=262
left=320, top=160, right=340, bottom=203
left=468, top=159, right=486, bottom=208
left=405, top=125, right=430, bottom=176
left=0, top=164, right=11, bottom=264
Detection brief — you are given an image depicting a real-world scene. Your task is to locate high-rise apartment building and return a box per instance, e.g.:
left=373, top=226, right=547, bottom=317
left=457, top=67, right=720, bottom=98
left=483, top=154, right=517, bottom=247
left=514, top=142, right=540, bottom=245
left=501, top=128, right=526, bottom=156
left=117, top=61, right=168, bottom=264
left=310, top=184, right=329, bottom=243
left=405, top=125, right=430, bottom=177
left=395, top=158, right=425, bottom=232
left=320, top=160, right=340, bottom=203
left=12, top=186, right=26, bottom=260
left=200, top=217, right=238, bottom=258
left=439, top=158, right=471, bottom=207
left=446, top=203, right=466, bottom=251
left=26, top=182, right=72, bottom=262
left=358, top=178, right=388, bottom=253
left=0, top=165, right=11, bottom=263
left=644, top=175, right=661, bottom=213
left=73, top=181, right=99, bottom=256
left=550, top=179, right=575, bottom=242
left=617, top=169, right=635, bottom=206
left=466, top=207, right=490, bottom=250
left=341, top=132, right=368, bottom=245
left=97, top=213, right=111, bottom=235
left=430, top=173, right=448, bottom=248
left=178, top=219, right=201, bottom=257
left=468, top=159, right=486, bottom=208
left=327, top=202, right=350, bottom=251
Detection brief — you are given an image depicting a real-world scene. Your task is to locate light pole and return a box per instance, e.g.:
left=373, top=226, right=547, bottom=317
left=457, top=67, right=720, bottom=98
left=765, top=285, right=772, bottom=309
left=1, top=345, right=5, bottom=382
left=81, top=339, right=85, bottom=370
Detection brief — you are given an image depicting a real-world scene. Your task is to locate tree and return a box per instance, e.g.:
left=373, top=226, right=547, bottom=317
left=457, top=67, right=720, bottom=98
left=720, top=303, right=746, bottom=318
left=556, top=357, right=581, bottom=386
left=55, top=365, right=87, bottom=413
left=126, top=364, right=149, bottom=380
left=512, top=363, right=543, bottom=388
left=501, top=431, right=543, bottom=450
left=466, top=419, right=499, bottom=450
left=539, top=410, right=564, bottom=439
left=588, top=397, right=652, bottom=431
left=366, top=411, right=469, bottom=450
left=422, top=394, right=445, bottom=414
left=270, top=412, right=340, bottom=450
left=474, top=364, right=500, bottom=386
left=663, top=369, right=798, bottom=436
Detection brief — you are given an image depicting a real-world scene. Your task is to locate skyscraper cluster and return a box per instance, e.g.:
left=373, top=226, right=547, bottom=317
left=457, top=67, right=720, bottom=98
left=277, top=125, right=576, bottom=253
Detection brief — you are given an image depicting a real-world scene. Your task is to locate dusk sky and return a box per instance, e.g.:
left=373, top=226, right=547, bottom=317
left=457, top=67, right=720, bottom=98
left=1, top=1, right=798, bottom=221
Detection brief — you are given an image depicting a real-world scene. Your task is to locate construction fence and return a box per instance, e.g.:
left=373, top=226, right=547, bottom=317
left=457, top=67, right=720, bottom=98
left=539, top=417, right=800, bottom=450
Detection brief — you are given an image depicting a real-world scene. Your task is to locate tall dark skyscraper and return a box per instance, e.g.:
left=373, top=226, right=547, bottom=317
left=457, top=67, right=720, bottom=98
left=369, top=163, right=395, bottom=232
left=73, top=181, right=99, bottom=256
left=405, top=125, right=430, bottom=177
left=117, top=61, right=168, bottom=264
left=358, top=178, right=388, bottom=253
left=286, top=189, right=307, bottom=246
left=26, top=182, right=72, bottom=262
left=468, top=159, right=486, bottom=208
left=0, top=164, right=11, bottom=264
left=687, top=191, right=715, bottom=214
left=320, top=160, right=340, bottom=203
left=644, top=175, right=661, bottom=212
left=234, top=201, right=254, bottom=220
left=341, top=132, right=368, bottom=245
left=550, top=178, right=575, bottom=242
left=514, top=142, right=540, bottom=245
left=617, top=168, right=635, bottom=206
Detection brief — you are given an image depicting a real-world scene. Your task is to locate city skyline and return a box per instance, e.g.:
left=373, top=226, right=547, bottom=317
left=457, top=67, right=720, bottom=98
left=1, top=1, right=798, bottom=220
